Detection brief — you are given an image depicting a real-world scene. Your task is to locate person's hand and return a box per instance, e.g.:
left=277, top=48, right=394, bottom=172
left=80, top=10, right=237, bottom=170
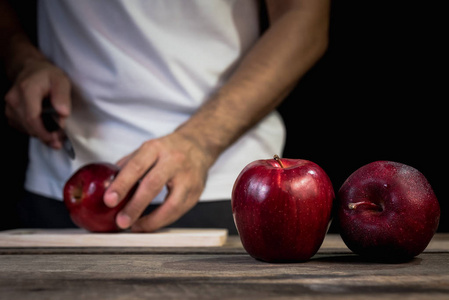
left=4, top=58, right=71, bottom=149
left=104, top=131, right=215, bottom=232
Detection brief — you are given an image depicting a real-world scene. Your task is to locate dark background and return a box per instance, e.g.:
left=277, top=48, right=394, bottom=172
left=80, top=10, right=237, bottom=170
left=1, top=1, right=447, bottom=232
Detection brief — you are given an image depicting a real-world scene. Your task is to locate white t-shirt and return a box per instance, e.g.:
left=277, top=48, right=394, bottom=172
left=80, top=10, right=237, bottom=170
left=26, top=0, right=285, bottom=204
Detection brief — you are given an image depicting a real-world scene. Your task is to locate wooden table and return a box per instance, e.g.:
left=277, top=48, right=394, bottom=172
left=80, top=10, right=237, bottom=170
left=1, top=233, right=448, bottom=299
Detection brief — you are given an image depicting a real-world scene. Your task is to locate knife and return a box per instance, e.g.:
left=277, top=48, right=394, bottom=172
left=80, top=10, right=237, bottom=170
left=41, top=97, right=76, bottom=160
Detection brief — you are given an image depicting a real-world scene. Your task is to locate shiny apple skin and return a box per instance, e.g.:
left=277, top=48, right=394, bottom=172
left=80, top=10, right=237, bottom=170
left=63, top=162, right=132, bottom=233
left=337, top=161, right=440, bottom=261
left=232, top=158, right=335, bottom=262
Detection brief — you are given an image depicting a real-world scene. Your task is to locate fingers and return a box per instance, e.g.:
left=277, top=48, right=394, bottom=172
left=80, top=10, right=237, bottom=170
left=116, top=152, right=133, bottom=169
left=5, top=81, right=55, bottom=145
left=107, top=135, right=208, bottom=232
left=49, top=74, right=71, bottom=119
left=105, top=142, right=157, bottom=207
left=131, top=177, right=202, bottom=233
left=105, top=141, right=175, bottom=230
left=4, top=60, right=71, bottom=148
left=116, top=162, right=171, bottom=229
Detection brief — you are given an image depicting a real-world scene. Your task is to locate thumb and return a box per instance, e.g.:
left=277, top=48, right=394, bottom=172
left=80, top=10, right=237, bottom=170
left=49, top=75, right=71, bottom=119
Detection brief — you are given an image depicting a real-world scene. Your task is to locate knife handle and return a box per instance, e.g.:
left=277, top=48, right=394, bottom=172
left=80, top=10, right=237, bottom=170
left=41, top=97, right=60, bottom=132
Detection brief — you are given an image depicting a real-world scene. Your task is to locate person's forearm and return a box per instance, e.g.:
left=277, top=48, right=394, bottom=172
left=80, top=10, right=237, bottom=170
left=176, top=0, right=330, bottom=164
left=0, top=0, right=45, bottom=80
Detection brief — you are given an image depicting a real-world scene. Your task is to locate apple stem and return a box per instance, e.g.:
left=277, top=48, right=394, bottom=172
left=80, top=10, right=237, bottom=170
left=273, top=154, right=284, bottom=169
left=348, top=201, right=382, bottom=211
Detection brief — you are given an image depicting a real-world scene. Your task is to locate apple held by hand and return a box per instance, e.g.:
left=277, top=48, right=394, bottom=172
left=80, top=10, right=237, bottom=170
left=337, top=161, right=440, bottom=262
left=232, top=155, right=334, bottom=262
left=63, top=162, right=135, bottom=233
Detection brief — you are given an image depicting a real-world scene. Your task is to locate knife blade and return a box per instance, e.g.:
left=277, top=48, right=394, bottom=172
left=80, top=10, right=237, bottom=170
left=41, top=97, right=76, bottom=160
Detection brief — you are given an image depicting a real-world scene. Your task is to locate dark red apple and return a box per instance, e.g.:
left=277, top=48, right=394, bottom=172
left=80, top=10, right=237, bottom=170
left=337, top=161, right=440, bottom=262
left=63, top=162, right=135, bottom=233
left=232, top=155, right=335, bottom=262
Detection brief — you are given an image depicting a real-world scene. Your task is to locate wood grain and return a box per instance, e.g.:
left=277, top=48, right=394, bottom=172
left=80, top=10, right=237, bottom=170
left=0, top=234, right=448, bottom=299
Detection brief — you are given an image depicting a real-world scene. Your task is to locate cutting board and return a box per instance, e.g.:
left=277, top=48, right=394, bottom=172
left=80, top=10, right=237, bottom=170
left=0, top=228, right=228, bottom=248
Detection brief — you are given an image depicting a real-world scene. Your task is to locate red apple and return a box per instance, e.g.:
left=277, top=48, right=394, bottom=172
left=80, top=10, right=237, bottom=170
left=337, top=161, right=440, bottom=262
left=63, top=162, right=135, bottom=233
left=232, top=155, right=335, bottom=262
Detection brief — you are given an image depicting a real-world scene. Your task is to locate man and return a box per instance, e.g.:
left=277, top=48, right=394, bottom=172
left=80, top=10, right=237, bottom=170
left=1, top=0, right=330, bottom=232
